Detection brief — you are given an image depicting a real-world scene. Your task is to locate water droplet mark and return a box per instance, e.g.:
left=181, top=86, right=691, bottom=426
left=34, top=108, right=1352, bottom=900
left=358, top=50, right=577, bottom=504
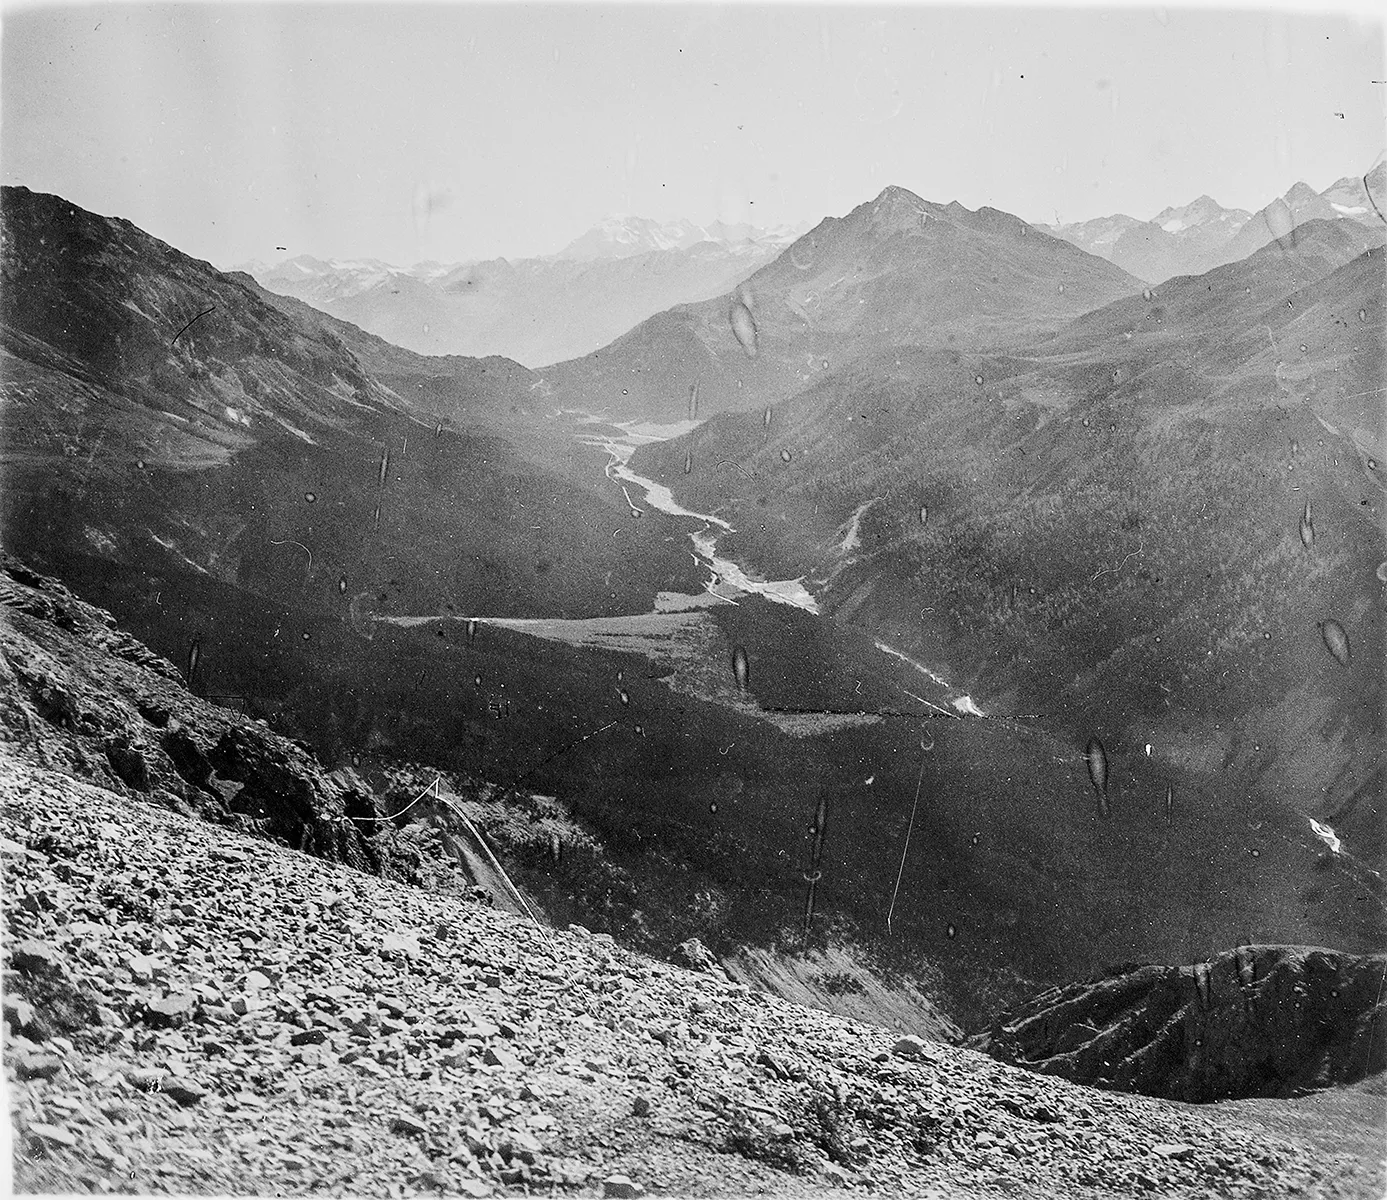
left=1085, top=737, right=1109, bottom=817
left=1320, top=618, right=1350, bottom=666
left=377, top=447, right=390, bottom=488
left=732, top=646, right=750, bottom=692
left=946, top=923, right=957, bottom=940
left=618, top=689, right=630, bottom=706
left=338, top=575, right=347, bottom=594
left=466, top=619, right=478, bottom=645
left=687, top=382, right=700, bottom=421
left=780, top=448, right=793, bottom=463
left=304, top=492, right=316, bottom=503
left=918, top=505, right=928, bottom=526
left=1299, top=500, right=1315, bottom=548
left=730, top=293, right=758, bottom=359
left=185, top=638, right=201, bottom=686
left=1375, top=562, right=1387, bottom=584
left=683, top=450, right=693, bottom=475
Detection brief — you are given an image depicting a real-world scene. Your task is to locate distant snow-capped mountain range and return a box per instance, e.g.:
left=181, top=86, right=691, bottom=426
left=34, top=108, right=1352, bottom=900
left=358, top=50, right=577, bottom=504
left=236, top=216, right=807, bottom=367
left=551, top=213, right=806, bottom=260
left=239, top=165, right=1382, bottom=365
left=1041, top=162, right=1384, bottom=283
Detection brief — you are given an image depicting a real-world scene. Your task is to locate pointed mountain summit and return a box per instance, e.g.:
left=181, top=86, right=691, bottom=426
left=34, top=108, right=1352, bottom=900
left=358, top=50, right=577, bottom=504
left=1043, top=164, right=1387, bottom=284
left=1283, top=180, right=1324, bottom=208
left=1320, top=160, right=1387, bottom=220
left=1149, top=194, right=1250, bottom=234
left=542, top=185, right=1140, bottom=422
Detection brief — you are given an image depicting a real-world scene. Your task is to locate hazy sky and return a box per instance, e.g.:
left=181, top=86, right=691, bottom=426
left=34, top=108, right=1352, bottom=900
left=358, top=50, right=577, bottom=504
left=3, top=2, right=1384, bottom=268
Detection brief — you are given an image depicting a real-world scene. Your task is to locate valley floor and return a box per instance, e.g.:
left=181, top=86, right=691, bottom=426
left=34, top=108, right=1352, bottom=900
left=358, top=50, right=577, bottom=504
left=2, top=747, right=1383, bottom=1199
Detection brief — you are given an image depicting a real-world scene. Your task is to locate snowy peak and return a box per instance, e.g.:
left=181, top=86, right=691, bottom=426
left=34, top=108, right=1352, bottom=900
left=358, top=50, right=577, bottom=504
left=552, top=215, right=805, bottom=262
left=1149, top=194, right=1250, bottom=234
left=240, top=254, right=451, bottom=294
left=1319, top=162, right=1386, bottom=219
left=554, top=215, right=709, bottom=260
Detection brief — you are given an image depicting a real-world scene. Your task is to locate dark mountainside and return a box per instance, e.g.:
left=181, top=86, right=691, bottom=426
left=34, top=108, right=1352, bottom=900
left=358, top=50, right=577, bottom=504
left=9, top=189, right=1383, bottom=1046
left=628, top=220, right=1387, bottom=988
left=3, top=551, right=1386, bottom=1198
left=540, top=186, right=1141, bottom=424
left=0, top=185, right=702, bottom=670
left=2, top=183, right=1385, bottom=1195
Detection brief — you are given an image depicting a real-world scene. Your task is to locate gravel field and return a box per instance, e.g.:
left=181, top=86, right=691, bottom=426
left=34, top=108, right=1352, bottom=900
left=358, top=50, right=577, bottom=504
left=4, top=750, right=1381, bottom=1199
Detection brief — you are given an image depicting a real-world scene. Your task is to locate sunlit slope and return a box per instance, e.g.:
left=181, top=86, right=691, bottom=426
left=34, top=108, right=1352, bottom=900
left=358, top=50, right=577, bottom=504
left=542, top=186, right=1141, bottom=424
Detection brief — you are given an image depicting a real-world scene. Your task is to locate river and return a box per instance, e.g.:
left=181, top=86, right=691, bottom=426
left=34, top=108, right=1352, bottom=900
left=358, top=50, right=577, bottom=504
left=581, top=426, right=821, bottom=614
left=583, top=422, right=987, bottom=717
left=378, top=414, right=984, bottom=718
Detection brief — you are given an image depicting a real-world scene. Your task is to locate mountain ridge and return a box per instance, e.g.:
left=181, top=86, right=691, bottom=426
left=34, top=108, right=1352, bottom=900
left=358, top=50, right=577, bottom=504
left=540, top=184, right=1143, bottom=424
left=1042, top=163, right=1386, bottom=284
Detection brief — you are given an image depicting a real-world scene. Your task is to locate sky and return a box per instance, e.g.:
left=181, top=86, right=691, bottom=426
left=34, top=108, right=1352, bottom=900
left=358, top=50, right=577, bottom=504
left=2, top=2, right=1384, bottom=269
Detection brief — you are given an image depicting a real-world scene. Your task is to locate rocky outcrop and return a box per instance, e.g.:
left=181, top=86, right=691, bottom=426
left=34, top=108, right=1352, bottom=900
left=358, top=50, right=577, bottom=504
left=0, top=552, right=403, bottom=879
left=972, top=944, right=1387, bottom=1102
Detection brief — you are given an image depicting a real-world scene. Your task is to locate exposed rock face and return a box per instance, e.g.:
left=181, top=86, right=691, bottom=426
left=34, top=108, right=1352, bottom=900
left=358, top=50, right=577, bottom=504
left=0, top=551, right=404, bottom=879
left=973, top=945, right=1387, bottom=1102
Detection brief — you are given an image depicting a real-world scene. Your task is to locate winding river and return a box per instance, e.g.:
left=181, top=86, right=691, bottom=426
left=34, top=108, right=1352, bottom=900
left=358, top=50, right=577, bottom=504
left=582, top=421, right=986, bottom=718
left=583, top=426, right=821, bottom=613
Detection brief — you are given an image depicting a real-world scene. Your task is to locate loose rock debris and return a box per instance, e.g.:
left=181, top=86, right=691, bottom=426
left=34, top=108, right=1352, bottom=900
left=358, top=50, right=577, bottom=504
left=3, top=752, right=1379, bottom=1198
